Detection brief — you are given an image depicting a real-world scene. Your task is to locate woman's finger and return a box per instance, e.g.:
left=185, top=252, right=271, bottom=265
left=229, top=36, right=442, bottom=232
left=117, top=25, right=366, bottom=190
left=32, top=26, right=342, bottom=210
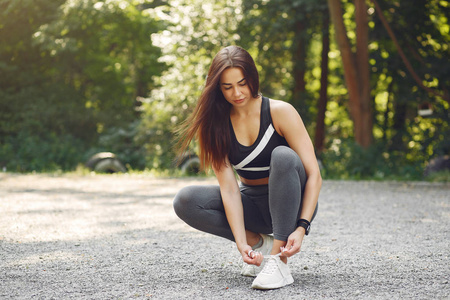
left=281, top=240, right=301, bottom=257
left=244, top=250, right=263, bottom=266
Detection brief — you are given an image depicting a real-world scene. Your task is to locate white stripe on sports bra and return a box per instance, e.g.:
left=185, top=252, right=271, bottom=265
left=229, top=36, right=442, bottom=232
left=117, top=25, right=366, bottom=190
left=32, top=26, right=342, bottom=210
left=237, top=166, right=270, bottom=171
left=233, top=124, right=275, bottom=170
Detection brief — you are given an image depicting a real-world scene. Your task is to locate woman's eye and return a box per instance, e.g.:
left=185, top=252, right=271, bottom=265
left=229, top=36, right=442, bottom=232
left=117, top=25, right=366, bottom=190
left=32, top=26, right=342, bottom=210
left=223, top=82, right=245, bottom=90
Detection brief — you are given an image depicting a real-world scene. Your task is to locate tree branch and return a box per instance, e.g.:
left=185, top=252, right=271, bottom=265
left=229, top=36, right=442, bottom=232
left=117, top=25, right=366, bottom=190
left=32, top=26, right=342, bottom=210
left=371, top=0, right=449, bottom=102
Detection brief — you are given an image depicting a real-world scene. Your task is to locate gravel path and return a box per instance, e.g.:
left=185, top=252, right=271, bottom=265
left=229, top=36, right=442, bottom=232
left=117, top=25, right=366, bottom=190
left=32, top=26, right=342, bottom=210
left=0, top=174, right=449, bottom=299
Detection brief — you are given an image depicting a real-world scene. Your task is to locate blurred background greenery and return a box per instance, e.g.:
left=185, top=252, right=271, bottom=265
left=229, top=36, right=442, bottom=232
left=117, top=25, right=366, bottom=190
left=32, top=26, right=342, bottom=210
left=0, top=0, right=448, bottom=180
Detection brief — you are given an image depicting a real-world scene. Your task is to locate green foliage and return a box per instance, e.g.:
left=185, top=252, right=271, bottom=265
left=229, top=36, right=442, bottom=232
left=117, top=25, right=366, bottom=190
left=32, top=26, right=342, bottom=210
left=0, top=0, right=448, bottom=179
left=0, top=0, right=166, bottom=172
left=426, top=170, right=450, bottom=182
left=90, top=120, right=148, bottom=170
left=239, top=0, right=329, bottom=125
left=137, top=99, right=178, bottom=170
left=316, top=0, right=449, bottom=179
left=0, top=131, right=85, bottom=172
left=320, top=138, right=423, bottom=180
left=31, top=0, right=166, bottom=130
left=138, top=0, right=242, bottom=169
left=370, top=0, right=449, bottom=157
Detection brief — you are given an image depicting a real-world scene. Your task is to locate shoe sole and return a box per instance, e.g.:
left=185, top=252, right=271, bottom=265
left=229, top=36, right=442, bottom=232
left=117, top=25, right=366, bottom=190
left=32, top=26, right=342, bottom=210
left=242, top=272, right=257, bottom=277
left=251, top=275, right=294, bottom=290
left=241, top=268, right=257, bottom=277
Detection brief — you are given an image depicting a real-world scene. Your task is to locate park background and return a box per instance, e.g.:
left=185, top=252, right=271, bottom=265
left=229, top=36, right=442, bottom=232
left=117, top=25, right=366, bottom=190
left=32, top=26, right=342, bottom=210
left=0, top=0, right=449, bottom=180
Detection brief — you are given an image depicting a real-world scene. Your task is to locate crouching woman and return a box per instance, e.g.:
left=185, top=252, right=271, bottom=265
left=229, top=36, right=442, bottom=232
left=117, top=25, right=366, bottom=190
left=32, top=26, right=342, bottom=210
left=173, top=46, right=321, bottom=290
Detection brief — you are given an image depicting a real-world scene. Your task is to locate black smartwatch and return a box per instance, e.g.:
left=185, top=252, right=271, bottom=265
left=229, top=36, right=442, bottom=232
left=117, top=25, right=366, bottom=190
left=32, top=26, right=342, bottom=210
left=296, top=219, right=311, bottom=235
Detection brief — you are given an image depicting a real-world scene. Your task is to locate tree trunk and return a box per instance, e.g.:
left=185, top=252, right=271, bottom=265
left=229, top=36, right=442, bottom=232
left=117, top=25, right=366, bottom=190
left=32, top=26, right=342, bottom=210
left=327, top=0, right=373, bottom=148
left=355, top=0, right=373, bottom=147
left=315, top=11, right=330, bottom=153
left=327, top=0, right=362, bottom=140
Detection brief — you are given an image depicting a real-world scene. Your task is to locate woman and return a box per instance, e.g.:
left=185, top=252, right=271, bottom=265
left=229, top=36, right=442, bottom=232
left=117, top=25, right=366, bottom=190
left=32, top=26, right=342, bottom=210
left=173, top=46, right=321, bottom=290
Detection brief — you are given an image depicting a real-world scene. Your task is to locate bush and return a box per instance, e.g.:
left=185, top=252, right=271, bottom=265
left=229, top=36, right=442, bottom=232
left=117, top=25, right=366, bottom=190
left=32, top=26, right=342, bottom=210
left=91, top=121, right=148, bottom=170
left=0, top=132, right=85, bottom=172
left=426, top=170, right=450, bottom=182
left=320, top=138, right=423, bottom=180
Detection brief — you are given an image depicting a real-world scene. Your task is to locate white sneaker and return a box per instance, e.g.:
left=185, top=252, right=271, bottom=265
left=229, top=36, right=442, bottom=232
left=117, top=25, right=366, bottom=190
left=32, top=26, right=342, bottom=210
left=240, top=234, right=274, bottom=277
left=251, top=255, right=294, bottom=290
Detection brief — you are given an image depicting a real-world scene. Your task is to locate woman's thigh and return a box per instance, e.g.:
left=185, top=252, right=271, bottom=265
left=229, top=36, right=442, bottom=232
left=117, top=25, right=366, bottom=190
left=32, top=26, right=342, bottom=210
left=174, top=184, right=272, bottom=236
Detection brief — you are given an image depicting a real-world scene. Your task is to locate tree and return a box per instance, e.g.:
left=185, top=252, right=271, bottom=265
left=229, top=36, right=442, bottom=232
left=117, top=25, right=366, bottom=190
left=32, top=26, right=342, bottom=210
left=138, top=0, right=243, bottom=168
left=371, top=0, right=449, bottom=104
left=33, top=0, right=166, bottom=133
left=370, top=0, right=449, bottom=160
left=327, top=0, right=373, bottom=148
left=0, top=0, right=166, bottom=171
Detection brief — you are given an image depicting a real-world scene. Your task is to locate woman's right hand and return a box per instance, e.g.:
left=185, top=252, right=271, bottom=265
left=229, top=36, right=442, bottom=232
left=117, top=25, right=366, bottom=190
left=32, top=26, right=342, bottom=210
left=240, top=244, right=264, bottom=266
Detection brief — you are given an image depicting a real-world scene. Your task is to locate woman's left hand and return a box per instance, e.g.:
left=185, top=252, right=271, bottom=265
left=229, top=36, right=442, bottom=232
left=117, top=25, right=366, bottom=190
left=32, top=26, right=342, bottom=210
left=280, top=229, right=305, bottom=257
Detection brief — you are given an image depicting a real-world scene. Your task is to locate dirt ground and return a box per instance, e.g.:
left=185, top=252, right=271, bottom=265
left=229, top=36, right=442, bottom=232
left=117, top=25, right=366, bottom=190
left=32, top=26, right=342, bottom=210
left=0, top=173, right=449, bottom=299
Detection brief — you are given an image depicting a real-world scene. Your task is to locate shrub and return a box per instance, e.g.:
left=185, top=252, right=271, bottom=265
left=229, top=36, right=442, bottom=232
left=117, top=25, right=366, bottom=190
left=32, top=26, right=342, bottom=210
left=320, top=138, right=423, bottom=180
left=0, top=132, right=85, bottom=172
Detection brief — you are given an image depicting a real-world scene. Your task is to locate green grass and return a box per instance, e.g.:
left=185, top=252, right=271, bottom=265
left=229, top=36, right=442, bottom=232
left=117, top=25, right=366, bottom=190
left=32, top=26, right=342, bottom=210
left=425, top=170, right=450, bottom=182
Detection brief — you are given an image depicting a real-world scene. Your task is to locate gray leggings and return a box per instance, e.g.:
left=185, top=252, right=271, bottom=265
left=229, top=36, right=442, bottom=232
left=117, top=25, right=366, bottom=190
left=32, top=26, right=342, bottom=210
left=173, top=146, right=318, bottom=242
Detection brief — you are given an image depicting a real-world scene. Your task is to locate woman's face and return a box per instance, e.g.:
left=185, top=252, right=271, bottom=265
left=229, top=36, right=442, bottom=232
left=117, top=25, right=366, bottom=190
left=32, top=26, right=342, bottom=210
left=219, top=67, right=253, bottom=107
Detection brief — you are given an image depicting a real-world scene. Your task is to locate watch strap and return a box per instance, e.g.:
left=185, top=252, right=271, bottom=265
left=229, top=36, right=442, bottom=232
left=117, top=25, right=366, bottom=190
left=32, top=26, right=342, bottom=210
left=296, top=218, right=311, bottom=235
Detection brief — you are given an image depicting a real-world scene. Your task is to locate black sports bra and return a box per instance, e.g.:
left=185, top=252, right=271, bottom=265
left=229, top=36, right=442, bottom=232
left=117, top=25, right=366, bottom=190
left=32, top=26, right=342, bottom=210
left=228, top=96, right=289, bottom=180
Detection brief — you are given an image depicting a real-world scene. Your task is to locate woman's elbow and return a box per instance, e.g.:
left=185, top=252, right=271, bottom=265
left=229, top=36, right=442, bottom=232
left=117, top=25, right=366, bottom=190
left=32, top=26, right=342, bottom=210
left=309, top=170, right=322, bottom=189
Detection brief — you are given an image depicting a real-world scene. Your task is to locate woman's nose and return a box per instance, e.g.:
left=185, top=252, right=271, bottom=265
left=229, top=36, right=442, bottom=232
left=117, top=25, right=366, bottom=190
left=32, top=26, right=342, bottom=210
left=233, top=86, right=241, bottom=96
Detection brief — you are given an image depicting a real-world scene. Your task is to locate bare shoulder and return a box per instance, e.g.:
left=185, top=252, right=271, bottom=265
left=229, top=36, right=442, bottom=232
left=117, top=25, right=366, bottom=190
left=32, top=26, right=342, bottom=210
left=269, top=98, right=301, bottom=122
left=269, top=98, right=293, bottom=110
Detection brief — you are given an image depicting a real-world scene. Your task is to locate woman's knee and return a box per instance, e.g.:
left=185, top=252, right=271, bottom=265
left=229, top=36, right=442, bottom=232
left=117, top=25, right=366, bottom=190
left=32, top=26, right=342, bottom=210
left=270, top=146, right=301, bottom=171
left=173, top=186, right=195, bottom=217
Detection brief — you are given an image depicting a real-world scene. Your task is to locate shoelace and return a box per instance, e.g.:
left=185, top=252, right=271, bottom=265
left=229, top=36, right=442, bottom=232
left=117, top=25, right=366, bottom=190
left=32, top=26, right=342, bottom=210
left=259, top=254, right=282, bottom=275
left=262, top=252, right=282, bottom=259
left=248, top=246, right=289, bottom=259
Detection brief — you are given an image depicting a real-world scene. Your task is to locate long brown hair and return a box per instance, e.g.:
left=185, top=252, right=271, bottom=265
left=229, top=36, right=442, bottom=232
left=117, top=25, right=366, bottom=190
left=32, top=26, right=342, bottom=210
left=176, top=46, right=260, bottom=171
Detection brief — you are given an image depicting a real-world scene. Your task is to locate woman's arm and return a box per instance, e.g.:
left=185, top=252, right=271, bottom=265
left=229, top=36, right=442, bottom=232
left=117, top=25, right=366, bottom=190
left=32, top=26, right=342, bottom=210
left=271, top=99, right=322, bottom=255
left=213, top=158, right=263, bottom=265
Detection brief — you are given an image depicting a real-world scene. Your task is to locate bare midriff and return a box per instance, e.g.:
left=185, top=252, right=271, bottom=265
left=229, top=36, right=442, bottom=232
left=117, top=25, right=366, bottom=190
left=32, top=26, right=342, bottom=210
left=239, top=176, right=269, bottom=186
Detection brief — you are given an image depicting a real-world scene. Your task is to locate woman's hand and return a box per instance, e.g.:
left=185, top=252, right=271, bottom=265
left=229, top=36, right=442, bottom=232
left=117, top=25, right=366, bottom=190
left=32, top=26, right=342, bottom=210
left=281, top=228, right=305, bottom=257
left=240, top=244, right=264, bottom=266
